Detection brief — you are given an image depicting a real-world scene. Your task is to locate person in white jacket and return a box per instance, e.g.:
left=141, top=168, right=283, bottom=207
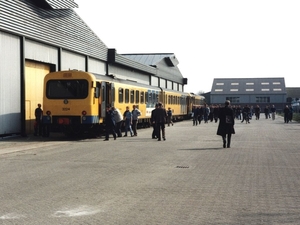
left=112, top=106, right=123, bottom=137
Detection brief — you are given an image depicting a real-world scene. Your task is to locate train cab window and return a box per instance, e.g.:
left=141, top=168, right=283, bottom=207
left=130, top=90, right=134, bottom=103
left=125, top=89, right=129, bottom=103
left=119, top=88, right=124, bottom=103
left=140, top=91, right=144, bottom=104
left=136, top=91, right=139, bottom=104
left=46, top=80, right=88, bottom=99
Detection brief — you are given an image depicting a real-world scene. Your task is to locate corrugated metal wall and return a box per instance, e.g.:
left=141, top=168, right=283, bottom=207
left=61, top=50, right=86, bottom=71
left=0, top=31, right=21, bottom=135
left=25, top=39, right=58, bottom=66
left=88, top=57, right=106, bottom=75
left=108, top=65, right=150, bottom=85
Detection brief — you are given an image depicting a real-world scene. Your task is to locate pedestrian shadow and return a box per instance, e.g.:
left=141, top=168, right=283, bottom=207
left=178, top=147, right=222, bottom=151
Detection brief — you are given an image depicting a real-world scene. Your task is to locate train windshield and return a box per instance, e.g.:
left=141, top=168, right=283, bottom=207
left=46, top=79, right=89, bottom=99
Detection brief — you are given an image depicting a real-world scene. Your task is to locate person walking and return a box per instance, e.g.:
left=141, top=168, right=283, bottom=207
left=154, top=102, right=167, bottom=141
left=264, top=105, right=269, bottom=119
left=192, top=105, right=199, bottom=126
left=270, top=105, right=276, bottom=120
left=112, top=106, right=123, bottom=137
left=132, top=105, right=141, bottom=136
left=123, top=106, right=133, bottom=137
left=104, top=105, right=117, bottom=141
left=151, top=103, right=158, bottom=139
left=283, top=105, right=290, bottom=123
left=34, top=103, right=43, bottom=136
left=217, top=100, right=235, bottom=148
left=166, top=107, right=174, bottom=126
left=203, top=104, right=210, bottom=123
left=254, top=105, right=261, bottom=120
left=241, top=105, right=250, bottom=123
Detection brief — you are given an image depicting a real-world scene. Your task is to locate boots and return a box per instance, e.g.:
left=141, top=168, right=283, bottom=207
left=222, top=136, right=226, bottom=148
left=227, top=135, right=231, bottom=148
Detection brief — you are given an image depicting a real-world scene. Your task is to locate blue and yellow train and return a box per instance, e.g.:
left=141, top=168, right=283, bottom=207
left=43, top=70, right=204, bottom=135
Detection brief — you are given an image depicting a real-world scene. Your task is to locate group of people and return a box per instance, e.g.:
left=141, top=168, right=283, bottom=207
left=33, top=103, right=50, bottom=137
left=104, top=103, right=174, bottom=141
left=104, top=104, right=141, bottom=141
left=192, top=103, right=216, bottom=126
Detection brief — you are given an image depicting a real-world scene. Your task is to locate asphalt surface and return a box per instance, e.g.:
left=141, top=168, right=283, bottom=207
left=0, top=115, right=299, bottom=225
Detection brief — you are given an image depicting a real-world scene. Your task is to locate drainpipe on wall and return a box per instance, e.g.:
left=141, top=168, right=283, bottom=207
left=20, top=36, right=26, bottom=137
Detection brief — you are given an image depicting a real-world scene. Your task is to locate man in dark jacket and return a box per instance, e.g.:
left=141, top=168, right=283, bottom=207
left=104, top=105, right=117, bottom=141
left=154, top=102, right=167, bottom=141
left=217, top=100, right=235, bottom=148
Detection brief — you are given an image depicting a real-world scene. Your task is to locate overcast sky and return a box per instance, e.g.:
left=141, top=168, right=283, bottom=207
left=74, top=0, right=300, bottom=93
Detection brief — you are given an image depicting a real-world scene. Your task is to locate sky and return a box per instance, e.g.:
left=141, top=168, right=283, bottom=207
left=74, top=0, right=300, bottom=93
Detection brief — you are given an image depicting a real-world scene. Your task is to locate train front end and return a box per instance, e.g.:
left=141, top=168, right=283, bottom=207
left=43, top=70, right=101, bottom=135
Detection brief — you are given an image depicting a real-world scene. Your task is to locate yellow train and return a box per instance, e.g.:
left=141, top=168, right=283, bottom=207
left=43, top=70, right=204, bottom=135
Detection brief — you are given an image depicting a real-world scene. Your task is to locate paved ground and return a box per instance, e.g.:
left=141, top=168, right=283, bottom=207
left=0, top=115, right=299, bottom=224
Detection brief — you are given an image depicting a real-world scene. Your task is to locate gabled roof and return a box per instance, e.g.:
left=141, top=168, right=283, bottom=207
left=211, top=78, right=286, bottom=95
left=121, top=53, right=179, bottom=67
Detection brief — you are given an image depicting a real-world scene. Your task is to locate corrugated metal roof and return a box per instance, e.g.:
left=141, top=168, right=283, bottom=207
left=45, top=0, right=78, bottom=9
left=211, top=78, right=286, bottom=95
left=0, top=0, right=107, bottom=61
left=121, top=53, right=176, bottom=66
left=120, top=53, right=184, bottom=83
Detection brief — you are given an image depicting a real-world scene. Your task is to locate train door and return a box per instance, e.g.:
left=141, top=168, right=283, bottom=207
left=107, top=83, right=115, bottom=107
left=100, top=82, right=106, bottom=118
left=25, top=61, right=50, bottom=134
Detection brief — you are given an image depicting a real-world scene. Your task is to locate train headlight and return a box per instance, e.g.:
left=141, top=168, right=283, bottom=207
left=82, top=111, right=87, bottom=116
left=46, top=111, right=51, bottom=115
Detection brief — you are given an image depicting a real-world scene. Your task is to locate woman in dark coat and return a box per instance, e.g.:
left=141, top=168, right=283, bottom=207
left=217, top=100, right=235, bottom=148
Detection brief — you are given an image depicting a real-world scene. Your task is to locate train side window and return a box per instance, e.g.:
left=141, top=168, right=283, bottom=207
left=119, top=88, right=124, bottom=103
left=136, top=90, right=139, bottom=104
left=148, top=92, right=152, bottom=104
left=168, top=95, right=171, bottom=105
left=125, top=89, right=129, bottom=103
left=141, top=91, right=144, bottom=104
left=145, top=92, right=148, bottom=104
left=130, top=90, right=134, bottom=103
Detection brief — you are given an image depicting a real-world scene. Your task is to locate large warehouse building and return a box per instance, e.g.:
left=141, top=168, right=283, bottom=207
left=0, top=0, right=187, bottom=136
left=210, top=78, right=287, bottom=109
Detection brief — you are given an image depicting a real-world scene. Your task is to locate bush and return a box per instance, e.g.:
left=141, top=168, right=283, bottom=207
left=293, top=113, right=300, bottom=122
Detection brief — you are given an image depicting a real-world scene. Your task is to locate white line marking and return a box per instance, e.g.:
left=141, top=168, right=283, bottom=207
left=53, top=205, right=102, bottom=217
left=0, top=213, right=25, bottom=219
